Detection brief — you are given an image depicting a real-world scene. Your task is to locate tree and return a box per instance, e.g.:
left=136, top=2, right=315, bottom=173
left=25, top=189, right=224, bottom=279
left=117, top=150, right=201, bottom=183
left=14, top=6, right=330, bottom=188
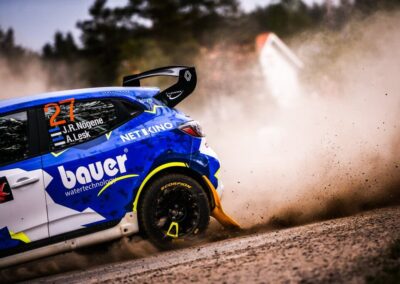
left=42, top=32, right=79, bottom=60
left=354, top=0, right=400, bottom=14
left=75, top=0, right=239, bottom=85
left=41, top=0, right=400, bottom=87
left=76, top=0, right=138, bottom=85
left=125, top=0, right=239, bottom=47
left=245, top=0, right=321, bottom=38
left=0, top=27, right=25, bottom=58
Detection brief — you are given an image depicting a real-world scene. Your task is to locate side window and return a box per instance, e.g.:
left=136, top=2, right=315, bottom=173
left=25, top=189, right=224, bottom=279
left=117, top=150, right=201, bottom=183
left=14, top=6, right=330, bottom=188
left=0, top=112, right=29, bottom=165
left=44, top=100, right=118, bottom=151
left=115, top=99, right=143, bottom=122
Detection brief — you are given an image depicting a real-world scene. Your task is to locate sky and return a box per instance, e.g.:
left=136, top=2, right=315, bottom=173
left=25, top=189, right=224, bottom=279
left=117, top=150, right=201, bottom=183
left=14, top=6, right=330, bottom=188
left=0, top=0, right=326, bottom=52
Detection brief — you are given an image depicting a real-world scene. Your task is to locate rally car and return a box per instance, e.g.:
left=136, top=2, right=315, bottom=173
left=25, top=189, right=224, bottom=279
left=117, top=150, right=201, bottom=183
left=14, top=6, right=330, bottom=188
left=0, top=66, right=239, bottom=267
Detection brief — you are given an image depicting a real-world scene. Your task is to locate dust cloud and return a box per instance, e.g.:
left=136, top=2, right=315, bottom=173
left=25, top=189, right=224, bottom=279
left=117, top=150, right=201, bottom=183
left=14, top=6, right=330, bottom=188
left=0, top=56, right=85, bottom=100
left=0, top=236, right=158, bottom=283
left=184, top=11, right=400, bottom=228
left=0, top=57, right=49, bottom=99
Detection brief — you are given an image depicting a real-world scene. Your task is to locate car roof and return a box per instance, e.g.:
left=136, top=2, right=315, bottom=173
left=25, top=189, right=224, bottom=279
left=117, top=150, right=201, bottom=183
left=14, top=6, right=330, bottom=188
left=0, top=87, right=160, bottom=114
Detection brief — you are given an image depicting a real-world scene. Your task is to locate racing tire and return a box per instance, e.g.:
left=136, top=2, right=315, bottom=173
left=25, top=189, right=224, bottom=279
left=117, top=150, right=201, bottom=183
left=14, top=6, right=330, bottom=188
left=138, top=173, right=210, bottom=249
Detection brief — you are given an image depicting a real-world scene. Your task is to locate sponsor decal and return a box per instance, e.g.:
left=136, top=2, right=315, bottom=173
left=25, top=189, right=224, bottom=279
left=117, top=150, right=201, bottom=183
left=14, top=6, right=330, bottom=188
left=161, top=182, right=191, bottom=191
left=58, top=154, right=128, bottom=190
left=64, top=178, right=113, bottom=197
left=120, top=122, right=173, bottom=142
left=0, top=177, right=13, bottom=204
left=166, top=90, right=183, bottom=100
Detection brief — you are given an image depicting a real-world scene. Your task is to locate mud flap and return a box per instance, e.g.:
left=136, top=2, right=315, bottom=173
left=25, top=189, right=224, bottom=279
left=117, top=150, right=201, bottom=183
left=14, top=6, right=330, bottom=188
left=202, top=176, right=241, bottom=229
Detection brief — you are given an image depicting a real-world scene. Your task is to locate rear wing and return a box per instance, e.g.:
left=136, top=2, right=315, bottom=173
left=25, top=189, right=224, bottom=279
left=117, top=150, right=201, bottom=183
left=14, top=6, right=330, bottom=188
left=122, top=66, right=197, bottom=108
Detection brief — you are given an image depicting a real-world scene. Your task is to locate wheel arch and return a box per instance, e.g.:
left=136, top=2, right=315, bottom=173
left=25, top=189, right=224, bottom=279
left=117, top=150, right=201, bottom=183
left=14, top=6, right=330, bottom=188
left=133, top=164, right=214, bottom=214
left=133, top=163, right=241, bottom=232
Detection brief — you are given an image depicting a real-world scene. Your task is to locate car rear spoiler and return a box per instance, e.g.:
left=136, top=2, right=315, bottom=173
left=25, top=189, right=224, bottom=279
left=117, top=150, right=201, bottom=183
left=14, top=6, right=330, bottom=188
left=122, top=66, right=197, bottom=108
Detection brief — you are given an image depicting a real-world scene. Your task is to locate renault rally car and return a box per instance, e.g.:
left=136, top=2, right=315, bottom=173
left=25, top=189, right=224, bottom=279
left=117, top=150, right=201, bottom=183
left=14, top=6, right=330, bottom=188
left=0, top=66, right=239, bottom=267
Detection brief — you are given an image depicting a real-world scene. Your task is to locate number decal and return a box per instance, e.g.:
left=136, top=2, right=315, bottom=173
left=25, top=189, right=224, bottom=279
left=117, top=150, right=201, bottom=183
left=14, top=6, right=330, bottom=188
left=60, top=98, right=75, bottom=122
left=44, top=103, right=66, bottom=127
left=44, top=98, right=75, bottom=127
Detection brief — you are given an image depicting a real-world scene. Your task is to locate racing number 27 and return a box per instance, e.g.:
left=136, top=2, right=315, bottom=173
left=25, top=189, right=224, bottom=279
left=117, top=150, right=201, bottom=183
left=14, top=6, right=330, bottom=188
left=44, top=98, right=75, bottom=127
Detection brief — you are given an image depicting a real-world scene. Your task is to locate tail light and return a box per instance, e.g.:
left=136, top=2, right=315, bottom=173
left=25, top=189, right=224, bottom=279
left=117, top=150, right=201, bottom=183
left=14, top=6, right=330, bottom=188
left=179, top=121, right=205, bottom=137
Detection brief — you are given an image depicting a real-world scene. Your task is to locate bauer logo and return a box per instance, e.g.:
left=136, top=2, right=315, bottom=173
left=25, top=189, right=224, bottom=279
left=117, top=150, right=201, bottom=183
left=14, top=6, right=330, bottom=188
left=58, top=154, right=128, bottom=189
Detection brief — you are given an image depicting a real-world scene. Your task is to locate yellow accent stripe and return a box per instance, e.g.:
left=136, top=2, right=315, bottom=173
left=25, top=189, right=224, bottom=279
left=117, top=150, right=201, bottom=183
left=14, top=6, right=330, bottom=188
left=97, top=174, right=139, bottom=196
left=51, top=149, right=69, bottom=158
left=166, top=222, right=179, bottom=238
left=144, top=104, right=165, bottom=114
left=10, top=231, right=30, bottom=243
left=214, top=168, right=220, bottom=180
left=133, top=162, right=188, bottom=212
left=106, top=131, right=113, bottom=140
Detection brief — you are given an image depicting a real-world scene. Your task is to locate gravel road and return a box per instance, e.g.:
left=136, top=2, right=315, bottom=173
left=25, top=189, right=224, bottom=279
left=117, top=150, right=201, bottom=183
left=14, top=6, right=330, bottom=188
left=28, top=205, right=400, bottom=283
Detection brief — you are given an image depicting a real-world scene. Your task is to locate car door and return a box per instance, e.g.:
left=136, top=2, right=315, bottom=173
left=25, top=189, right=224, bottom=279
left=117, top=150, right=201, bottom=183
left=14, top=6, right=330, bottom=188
left=40, top=98, right=130, bottom=237
left=0, top=110, right=49, bottom=250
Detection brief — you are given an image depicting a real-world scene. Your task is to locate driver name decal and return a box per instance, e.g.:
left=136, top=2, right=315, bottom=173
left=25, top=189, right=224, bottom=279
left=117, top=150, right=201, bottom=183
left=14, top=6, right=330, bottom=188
left=62, top=118, right=104, bottom=133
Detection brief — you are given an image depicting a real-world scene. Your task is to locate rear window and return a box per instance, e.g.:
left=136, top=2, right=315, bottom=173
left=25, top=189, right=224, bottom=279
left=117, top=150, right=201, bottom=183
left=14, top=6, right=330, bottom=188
left=0, top=112, right=29, bottom=165
left=44, top=99, right=118, bottom=151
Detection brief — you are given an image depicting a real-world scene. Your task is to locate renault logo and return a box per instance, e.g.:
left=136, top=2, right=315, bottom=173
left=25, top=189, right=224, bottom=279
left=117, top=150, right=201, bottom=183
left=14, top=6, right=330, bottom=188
left=184, top=70, right=192, bottom=82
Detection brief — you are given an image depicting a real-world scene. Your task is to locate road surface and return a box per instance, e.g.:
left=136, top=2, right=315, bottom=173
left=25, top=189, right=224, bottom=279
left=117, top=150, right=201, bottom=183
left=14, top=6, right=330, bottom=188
left=22, top=206, right=400, bottom=283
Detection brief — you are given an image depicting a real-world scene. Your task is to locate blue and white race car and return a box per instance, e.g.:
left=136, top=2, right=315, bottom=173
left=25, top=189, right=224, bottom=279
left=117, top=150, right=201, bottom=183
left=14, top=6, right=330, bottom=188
left=0, top=66, right=239, bottom=267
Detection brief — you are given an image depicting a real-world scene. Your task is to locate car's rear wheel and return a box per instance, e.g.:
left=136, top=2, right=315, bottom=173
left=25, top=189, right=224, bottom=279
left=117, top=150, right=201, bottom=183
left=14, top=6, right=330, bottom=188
left=138, top=173, right=210, bottom=249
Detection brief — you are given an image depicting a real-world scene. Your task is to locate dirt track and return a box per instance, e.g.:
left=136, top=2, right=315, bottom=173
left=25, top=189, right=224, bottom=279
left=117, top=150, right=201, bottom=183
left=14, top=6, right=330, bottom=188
left=27, top=206, right=400, bottom=283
